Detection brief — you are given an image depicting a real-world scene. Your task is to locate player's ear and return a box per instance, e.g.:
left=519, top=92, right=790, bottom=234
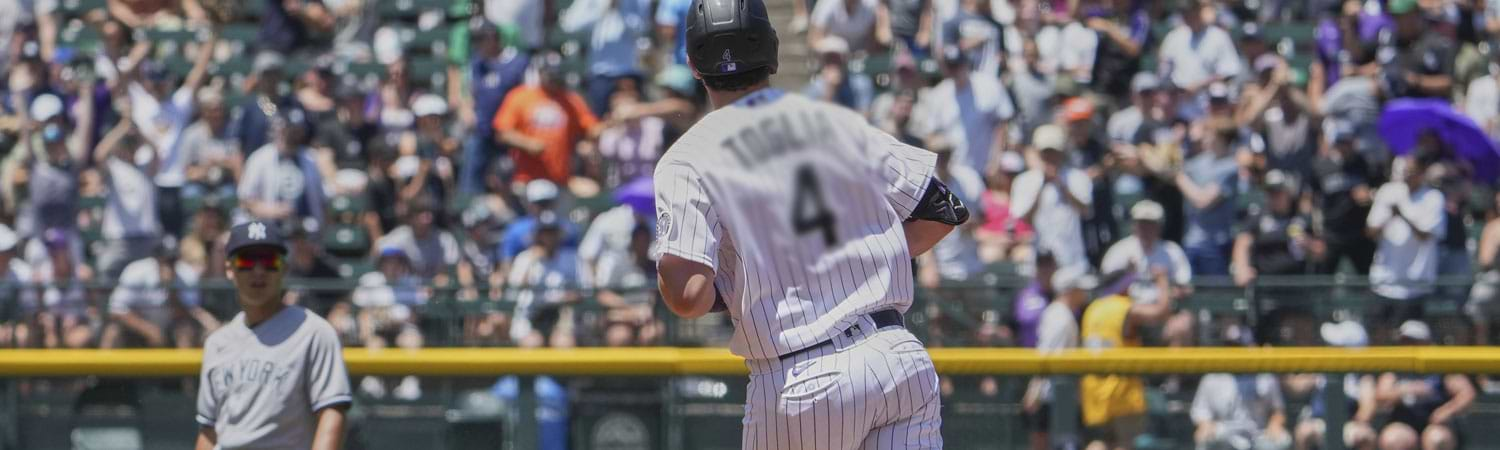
left=224, top=266, right=235, bottom=282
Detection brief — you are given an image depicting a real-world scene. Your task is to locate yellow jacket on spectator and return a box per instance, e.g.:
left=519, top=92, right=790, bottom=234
left=1080, top=294, right=1147, bottom=427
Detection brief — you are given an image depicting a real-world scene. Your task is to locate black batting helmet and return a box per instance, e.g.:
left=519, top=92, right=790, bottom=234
left=685, top=0, right=779, bottom=78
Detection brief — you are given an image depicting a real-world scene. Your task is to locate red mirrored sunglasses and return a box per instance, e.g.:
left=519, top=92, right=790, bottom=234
left=232, top=252, right=283, bottom=272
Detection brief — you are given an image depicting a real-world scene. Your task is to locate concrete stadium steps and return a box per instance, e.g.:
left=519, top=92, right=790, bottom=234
left=766, top=0, right=813, bottom=90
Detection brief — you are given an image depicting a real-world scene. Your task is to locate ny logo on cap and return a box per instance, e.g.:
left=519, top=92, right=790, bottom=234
left=722, top=49, right=732, bottom=61
left=248, top=222, right=267, bottom=240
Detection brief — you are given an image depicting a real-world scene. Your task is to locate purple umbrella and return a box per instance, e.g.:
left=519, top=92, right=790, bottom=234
left=1377, top=98, right=1500, bottom=182
left=614, top=175, right=654, bottom=217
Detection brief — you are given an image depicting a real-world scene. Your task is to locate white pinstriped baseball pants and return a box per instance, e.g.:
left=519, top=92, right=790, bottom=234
left=743, top=318, right=943, bottom=450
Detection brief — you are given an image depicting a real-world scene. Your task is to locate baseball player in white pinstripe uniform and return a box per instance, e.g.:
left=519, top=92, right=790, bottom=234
left=654, top=1, right=970, bottom=448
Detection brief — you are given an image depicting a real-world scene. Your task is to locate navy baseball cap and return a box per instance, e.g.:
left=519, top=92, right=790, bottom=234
left=226, top=220, right=289, bottom=256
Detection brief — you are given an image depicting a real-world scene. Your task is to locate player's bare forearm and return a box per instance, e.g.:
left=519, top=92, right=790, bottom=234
left=194, top=427, right=216, bottom=450
left=903, top=220, right=953, bottom=257
left=657, top=254, right=717, bottom=319
left=311, top=406, right=347, bottom=450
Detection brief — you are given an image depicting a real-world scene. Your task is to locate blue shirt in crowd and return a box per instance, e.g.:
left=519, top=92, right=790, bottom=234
left=500, top=215, right=584, bottom=261
left=655, top=0, right=693, bottom=65
left=1181, top=150, right=1240, bottom=251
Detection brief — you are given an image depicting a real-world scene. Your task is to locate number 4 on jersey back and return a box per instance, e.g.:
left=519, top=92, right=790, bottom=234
left=792, top=165, right=837, bottom=246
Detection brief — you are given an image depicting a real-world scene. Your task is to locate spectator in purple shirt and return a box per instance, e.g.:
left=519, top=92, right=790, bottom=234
left=1012, top=251, right=1059, bottom=348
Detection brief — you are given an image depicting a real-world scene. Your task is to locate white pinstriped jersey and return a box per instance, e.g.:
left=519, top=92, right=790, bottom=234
left=653, top=88, right=937, bottom=361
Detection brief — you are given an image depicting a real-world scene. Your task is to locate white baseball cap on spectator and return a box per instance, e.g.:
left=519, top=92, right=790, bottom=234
left=1323, top=118, right=1357, bottom=145
left=197, top=87, right=225, bottom=108
left=1207, top=81, right=1233, bottom=103
left=1130, top=200, right=1166, bottom=222
left=251, top=52, right=286, bottom=76
left=1319, top=320, right=1369, bottom=347
left=0, top=224, right=17, bottom=253
left=29, top=94, right=63, bottom=122
left=814, top=36, right=850, bottom=57
left=1032, top=124, right=1067, bottom=153
left=526, top=179, right=560, bottom=204
left=1131, top=72, right=1161, bottom=94
left=412, top=94, right=448, bottom=117
left=1398, top=320, right=1432, bottom=342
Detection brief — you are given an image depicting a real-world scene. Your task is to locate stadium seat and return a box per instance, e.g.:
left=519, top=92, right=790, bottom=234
left=57, top=0, right=107, bottom=15
left=671, top=376, right=747, bottom=450
left=336, top=259, right=377, bottom=279
left=220, top=24, right=259, bottom=46
left=1260, top=24, right=1315, bottom=47
left=408, top=56, right=449, bottom=90
left=353, top=399, right=449, bottom=450
left=323, top=224, right=372, bottom=258
left=57, top=22, right=103, bottom=53
left=330, top=194, right=371, bottom=216
left=376, top=0, right=449, bottom=19
left=408, top=28, right=450, bottom=55
left=70, top=381, right=145, bottom=450
left=446, top=389, right=508, bottom=450
left=940, top=376, right=1026, bottom=450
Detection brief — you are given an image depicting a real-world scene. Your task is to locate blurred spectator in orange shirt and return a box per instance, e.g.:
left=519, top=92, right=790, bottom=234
left=493, top=53, right=606, bottom=192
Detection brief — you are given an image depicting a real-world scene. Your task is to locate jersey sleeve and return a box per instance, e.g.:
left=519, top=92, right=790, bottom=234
left=866, top=124, right=938, bottom=219
left=195, top=346, right=219, bottom=427
left=653, top=159, right=721, bottom=270
left=304, top=324, right=352, bottom=413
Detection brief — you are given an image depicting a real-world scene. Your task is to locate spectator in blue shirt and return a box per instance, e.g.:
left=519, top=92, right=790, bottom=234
left=584, top=0, right=649, bottom=117
left=802, top=36, right=874, bottom=113
left=229, top=52, right=302, bottom=158
left=500, top=180, right=582, bottom=266
left=462, top=23, right=531, bottom=196
left=654, top=0, right=694, bottom=66
left=1176, top=117, right=1242, bottom=276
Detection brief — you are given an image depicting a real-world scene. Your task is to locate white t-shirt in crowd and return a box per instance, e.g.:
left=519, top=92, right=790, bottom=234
left=811, top=0, right=880, bottom=51
left=1466, top=75, right=1500, bottom=138
left=1100, top=235, right=1193, bottom=305
left=128, top=83, right=194, bottom=188
left=109, top=257, right=201, bottom=329
left=1035, top=22, right=1099, bottom=83
left=1033, top=300, right=1078, bottom=401
left=1037, top=301, right=1078, bottom=353
left=1010, top=168, right=1093, bottom=271
left=1158, top=25, right=1242, bottom=90
left=485, top=0, right=544, bottom=49
left=1367, top=182, right=1445, bottom=300
left=913, top=73, right=1015, bottom=174
left=579, top=205, right=642, bottom=266
left=103, top=156, right=161, bottom=240
left=1191, top=373, right=1286, bottom=433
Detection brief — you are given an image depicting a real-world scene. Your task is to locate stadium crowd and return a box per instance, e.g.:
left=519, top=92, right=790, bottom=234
left=2, top=0, right=1500, bottom=448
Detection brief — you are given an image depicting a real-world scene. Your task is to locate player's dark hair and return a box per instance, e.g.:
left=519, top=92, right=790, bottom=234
left=701, top=66, right=772, bottom=92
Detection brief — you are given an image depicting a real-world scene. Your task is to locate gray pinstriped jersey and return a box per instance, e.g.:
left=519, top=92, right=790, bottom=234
left=196, top=306, right=351, bottom=450
left=653, top=88, right=936, bottom=361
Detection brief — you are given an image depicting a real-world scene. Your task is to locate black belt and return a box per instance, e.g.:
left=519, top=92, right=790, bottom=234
left=778, top=309, right=904, bottom=361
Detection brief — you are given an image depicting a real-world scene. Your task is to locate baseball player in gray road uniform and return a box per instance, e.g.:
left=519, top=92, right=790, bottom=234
left=196, top=221, right=352, bottom=450
left=653, top=0, right=970, bottom=448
